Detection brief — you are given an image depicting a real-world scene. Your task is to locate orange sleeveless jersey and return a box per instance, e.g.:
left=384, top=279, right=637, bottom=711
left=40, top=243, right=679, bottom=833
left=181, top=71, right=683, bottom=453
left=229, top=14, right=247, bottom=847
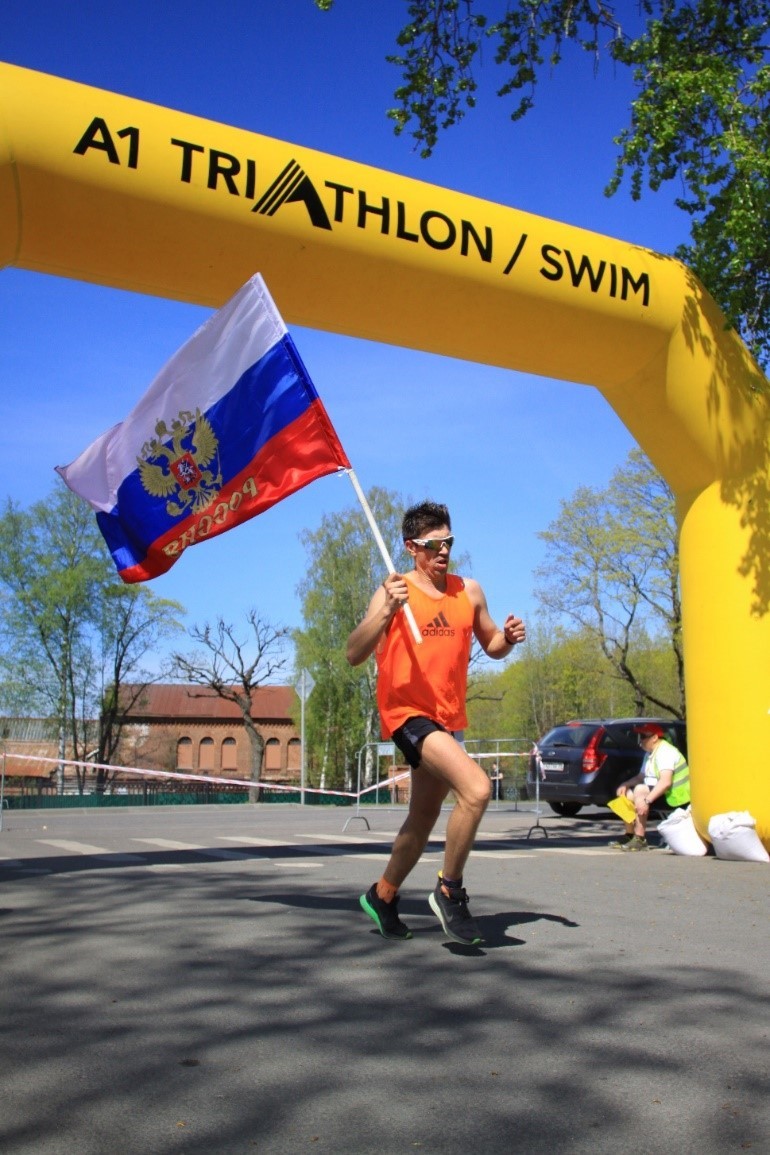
left=376, top=573, right=475, bottom=738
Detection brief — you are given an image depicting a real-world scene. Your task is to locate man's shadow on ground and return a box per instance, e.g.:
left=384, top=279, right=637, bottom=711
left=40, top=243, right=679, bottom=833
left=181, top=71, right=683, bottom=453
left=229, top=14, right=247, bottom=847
left=247, top=892, right=579, bottom=954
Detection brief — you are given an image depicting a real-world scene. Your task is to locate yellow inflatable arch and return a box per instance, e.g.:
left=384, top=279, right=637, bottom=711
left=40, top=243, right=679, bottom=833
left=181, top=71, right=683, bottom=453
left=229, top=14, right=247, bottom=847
left=1, top=62, right=769, bottom=849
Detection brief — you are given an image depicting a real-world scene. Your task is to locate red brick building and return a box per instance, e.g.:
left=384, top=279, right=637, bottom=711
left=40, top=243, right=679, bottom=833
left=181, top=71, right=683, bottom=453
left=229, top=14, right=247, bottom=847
left=118, top=683, right=301, bottom=784
left=0, top=719, right=58, bottom=791
left=1, top=685, right=302, bottom=793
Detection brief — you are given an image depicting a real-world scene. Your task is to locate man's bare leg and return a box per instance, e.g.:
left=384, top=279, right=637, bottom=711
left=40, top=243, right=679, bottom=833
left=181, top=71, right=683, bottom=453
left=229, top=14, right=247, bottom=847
left=382, top=731, right=491, bottom=888
left=632, top=783, right=651, bottom=839
left=381, top=766, right=447, bottom=889
left=420, top=731, right=491, bottom=880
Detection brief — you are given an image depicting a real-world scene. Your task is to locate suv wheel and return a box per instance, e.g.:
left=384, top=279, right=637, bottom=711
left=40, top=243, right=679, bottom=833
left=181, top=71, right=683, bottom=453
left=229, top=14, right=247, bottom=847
left=548, top=801, right=583, bottom=817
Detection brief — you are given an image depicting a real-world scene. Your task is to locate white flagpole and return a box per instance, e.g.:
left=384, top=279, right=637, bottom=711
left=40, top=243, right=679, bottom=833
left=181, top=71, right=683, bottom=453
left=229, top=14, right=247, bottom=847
left=344, top=469, right=422, bottom=646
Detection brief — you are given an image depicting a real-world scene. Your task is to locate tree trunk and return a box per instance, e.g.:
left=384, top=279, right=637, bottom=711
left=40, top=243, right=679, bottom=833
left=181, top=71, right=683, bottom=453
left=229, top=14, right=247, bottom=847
left=242, top=714, right=265, bottom=803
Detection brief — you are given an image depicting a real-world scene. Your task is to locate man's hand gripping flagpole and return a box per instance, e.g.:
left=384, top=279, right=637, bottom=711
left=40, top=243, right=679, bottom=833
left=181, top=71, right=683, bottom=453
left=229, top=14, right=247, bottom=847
left=345, top=468, right=422, bottom=647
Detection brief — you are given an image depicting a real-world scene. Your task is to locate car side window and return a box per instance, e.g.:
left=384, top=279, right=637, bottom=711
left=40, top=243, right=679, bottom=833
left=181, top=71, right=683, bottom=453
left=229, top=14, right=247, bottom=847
left=603, top=725, right=638, bottom=749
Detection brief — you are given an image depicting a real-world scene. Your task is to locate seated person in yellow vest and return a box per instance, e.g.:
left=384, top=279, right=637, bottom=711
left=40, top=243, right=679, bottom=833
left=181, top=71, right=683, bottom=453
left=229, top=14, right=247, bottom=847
left=612, top=723, right=691, bottom=852
left=346, top=500, right=526, bottom=944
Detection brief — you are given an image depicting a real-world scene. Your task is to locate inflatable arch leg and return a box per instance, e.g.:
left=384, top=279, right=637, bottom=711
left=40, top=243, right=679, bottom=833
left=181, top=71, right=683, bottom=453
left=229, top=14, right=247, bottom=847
left=1, top=62, right=768, bottom=847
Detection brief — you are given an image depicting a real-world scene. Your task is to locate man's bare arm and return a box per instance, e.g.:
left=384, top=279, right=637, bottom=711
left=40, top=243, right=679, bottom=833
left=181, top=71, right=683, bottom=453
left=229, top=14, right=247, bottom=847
left=346, top=573, right=409, bottom=666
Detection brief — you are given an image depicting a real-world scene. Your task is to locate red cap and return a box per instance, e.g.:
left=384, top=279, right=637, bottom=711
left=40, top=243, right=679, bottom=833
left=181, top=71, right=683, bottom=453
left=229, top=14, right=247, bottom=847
left=636, top=723, right=664, bottom=738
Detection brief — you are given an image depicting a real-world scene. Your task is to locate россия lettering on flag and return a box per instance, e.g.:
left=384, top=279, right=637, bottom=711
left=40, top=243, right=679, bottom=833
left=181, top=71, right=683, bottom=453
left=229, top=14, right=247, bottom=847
left=56, top=274, right=351, bottom=582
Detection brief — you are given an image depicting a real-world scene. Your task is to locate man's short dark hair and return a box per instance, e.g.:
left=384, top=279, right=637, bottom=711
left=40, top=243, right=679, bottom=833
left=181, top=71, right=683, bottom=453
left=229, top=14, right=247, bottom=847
left=402, top=501, right=451, bottom=542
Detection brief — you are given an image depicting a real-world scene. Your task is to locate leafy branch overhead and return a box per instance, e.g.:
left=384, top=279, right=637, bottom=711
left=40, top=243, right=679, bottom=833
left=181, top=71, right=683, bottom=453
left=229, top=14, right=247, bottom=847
left=315, top=1, right=770, bottom=368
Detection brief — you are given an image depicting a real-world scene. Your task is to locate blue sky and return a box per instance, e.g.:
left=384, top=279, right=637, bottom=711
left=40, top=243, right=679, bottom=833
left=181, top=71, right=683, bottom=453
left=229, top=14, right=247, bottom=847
left=0, top=2, right=690, bottom=664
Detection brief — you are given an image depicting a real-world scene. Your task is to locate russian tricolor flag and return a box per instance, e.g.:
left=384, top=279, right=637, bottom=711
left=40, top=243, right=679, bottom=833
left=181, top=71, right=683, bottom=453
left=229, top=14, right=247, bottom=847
left=56, top=274, right=351, bottom=582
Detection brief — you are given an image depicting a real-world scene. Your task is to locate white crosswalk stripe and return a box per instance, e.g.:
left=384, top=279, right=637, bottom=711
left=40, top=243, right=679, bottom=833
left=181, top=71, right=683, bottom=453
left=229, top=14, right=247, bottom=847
left=216, top=836, right=292, bottom=848
left=295, top=832, right=391, bottom=844
left=131, top=836, right=324, bottom=866
left=131, top=837, right=202, bottom=850
left=36, top=839, right=145, bottom=863
left=0, top=828, right=617, bottom=878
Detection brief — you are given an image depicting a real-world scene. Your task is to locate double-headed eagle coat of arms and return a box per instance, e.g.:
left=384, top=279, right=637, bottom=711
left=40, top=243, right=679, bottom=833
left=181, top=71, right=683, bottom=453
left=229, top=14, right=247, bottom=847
left=137, top=409, right=222, bottom=517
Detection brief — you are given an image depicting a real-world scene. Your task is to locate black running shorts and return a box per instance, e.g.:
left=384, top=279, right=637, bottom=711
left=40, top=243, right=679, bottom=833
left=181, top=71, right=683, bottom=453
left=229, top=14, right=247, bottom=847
left=391, top=716, right=465, bottom=769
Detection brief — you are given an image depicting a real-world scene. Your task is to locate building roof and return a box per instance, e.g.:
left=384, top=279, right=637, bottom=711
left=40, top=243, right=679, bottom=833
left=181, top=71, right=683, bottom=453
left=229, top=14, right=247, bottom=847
left=4, top=756, right=56, bottom=779
left=1, top=719, right=59, bottom=776
left=121, top=683, right=297, bottom=722
left=0, top=718, right=58, bottom=741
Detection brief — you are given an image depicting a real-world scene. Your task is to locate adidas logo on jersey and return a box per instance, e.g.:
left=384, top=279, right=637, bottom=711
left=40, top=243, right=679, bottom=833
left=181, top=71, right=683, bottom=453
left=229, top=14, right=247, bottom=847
left=422, top=611, right=455, bottom=638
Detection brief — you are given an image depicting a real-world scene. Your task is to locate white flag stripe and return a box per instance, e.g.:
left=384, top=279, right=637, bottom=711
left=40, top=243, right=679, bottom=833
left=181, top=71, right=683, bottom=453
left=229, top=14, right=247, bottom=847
left=56, top=274, right=286, bottom=511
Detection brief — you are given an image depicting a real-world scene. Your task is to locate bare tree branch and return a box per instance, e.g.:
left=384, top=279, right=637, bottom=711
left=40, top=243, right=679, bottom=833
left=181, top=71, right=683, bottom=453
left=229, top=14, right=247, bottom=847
left=172, top=610, right=291, bottom=796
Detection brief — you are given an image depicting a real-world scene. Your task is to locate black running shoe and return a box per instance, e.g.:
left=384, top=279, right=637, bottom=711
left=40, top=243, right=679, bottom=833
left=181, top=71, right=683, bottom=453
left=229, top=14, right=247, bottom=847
left=620, top=835, right=650, bottom=852
left=360, top=884, right=413, bottom=939
left=428, top=878, right=484, bottom=945
left=608, top=833, right=635, bottom=849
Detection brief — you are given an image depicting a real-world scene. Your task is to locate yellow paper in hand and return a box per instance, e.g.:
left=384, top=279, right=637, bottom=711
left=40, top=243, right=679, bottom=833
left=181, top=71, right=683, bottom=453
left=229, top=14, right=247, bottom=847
left=607, top=795, right=637, bottom=823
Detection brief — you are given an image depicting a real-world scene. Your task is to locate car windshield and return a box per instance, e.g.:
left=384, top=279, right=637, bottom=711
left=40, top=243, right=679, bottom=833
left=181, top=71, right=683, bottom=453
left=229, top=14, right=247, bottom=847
left=538, top=725, right=597, bottom=748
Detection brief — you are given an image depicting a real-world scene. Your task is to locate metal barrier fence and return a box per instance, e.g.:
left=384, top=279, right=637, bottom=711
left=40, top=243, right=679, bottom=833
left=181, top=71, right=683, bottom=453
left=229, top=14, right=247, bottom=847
left=342, top=737, right=532, bottom=830
left=353, top=736, right=530, bottom=799
left=0, top=738, right=534, bottom=830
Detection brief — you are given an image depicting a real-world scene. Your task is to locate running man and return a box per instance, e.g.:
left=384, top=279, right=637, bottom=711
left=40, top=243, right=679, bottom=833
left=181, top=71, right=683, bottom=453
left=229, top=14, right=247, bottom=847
left=346, top=501, right=526, bottom=944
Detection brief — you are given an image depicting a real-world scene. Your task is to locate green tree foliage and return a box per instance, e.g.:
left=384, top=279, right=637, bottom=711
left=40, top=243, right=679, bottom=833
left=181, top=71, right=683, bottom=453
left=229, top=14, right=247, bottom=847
left=294, top=487, right=411, bottom=788
left=465, top=453, right=683, bottom=741
left=94, top=579, right=185, bottom=788
left=534, top=447, right=684, bottom=717
left=316, top=0, right=770, bottom=367
left=0, top=485, right=184, bottom=792
left=467, top=621, right=677, bottom=741
left=608, top=1, right=770, bottom=368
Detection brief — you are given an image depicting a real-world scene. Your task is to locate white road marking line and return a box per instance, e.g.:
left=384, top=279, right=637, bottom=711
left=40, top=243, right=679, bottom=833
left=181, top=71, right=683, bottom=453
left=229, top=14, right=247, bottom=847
left=131, top=837, right=329, bottom=868
left=295, top=833, right=389, bottom=844
left=142, top=858, right=321, bottom=871
left=473, top=851, right=530, bottom=859
left=36, top=839, right=145, bottom=863
left=532, top=847, right=613, bottom=856
left=131, top=838, right=257, bottom=860
left=345, top=853, right=397, bottom=862
left=37, top=839, right=117, bottom=854
left=216, top=836, right=291, bottom=847
left=131, top=838, right=204, bottom=850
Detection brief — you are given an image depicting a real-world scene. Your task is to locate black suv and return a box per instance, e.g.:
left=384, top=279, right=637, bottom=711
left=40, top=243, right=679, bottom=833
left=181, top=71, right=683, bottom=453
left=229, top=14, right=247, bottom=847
left=526, top=717, right=687, bottom=817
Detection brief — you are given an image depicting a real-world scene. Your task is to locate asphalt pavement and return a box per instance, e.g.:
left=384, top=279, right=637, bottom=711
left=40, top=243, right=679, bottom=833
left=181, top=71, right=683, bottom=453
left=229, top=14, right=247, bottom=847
left=0, top=801, right=768, bottom=1155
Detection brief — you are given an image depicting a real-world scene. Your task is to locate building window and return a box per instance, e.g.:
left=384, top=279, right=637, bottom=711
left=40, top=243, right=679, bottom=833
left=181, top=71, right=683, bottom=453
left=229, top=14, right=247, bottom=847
left=264, top=738, right=281, bottom=772
left=221, top=737, right=237, bottom=772
left=177, top=737, right=193, bottom=770
left=199, top=737, right=215, bottom=771
left=287, top=738, right=301, bottom=772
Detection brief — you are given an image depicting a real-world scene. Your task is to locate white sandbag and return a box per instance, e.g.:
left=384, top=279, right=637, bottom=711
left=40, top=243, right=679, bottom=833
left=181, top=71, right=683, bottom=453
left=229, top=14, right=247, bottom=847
left=707, top=811, right=770, bottom=863
left=657, top=807, right=708, bottom=856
